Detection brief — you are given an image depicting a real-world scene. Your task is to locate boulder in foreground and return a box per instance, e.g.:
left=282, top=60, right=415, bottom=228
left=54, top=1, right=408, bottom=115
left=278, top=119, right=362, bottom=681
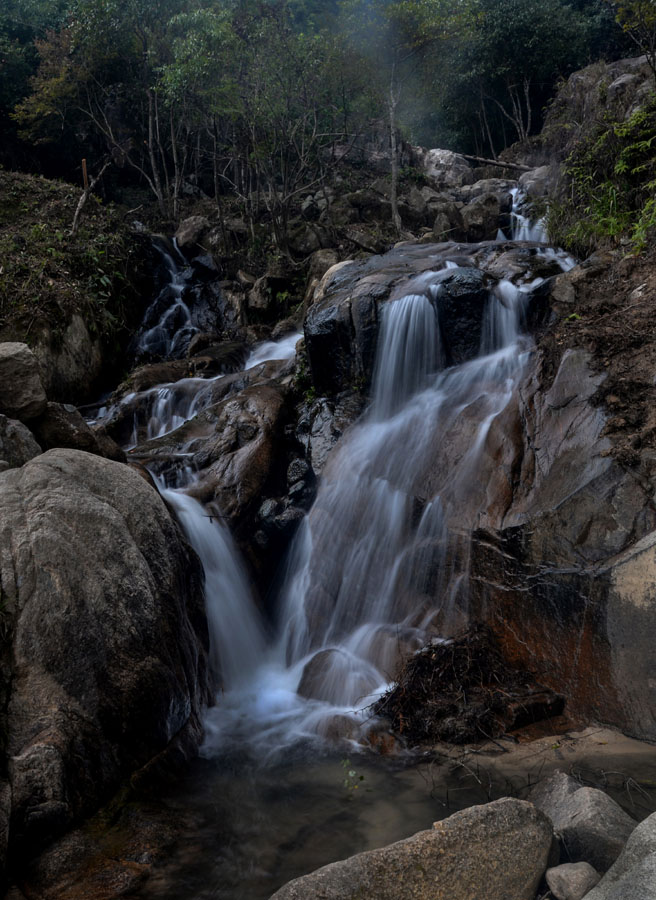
left=270, top=797, right=552, bottom=900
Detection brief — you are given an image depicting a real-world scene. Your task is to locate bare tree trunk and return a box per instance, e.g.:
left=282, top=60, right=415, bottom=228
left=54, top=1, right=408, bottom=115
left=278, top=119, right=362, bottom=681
left=388, top=59, right=402, bottom=237
left=147, top=89, right=167, bottom=217
left=70, top=160, right=111, bottom=237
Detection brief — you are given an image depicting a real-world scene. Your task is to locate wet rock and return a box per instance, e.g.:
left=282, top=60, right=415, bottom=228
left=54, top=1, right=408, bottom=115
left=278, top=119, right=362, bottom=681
left=31, top=402, right=125, bottom=462
left=175, top=215, right=210, bottom=250
left=188, top=340, right=248, bottom=376
left=430, top=266, right=490, bottom=365
left=467, top=343, right=656, bottom=739
left=586, top=810, right=656, bottom=900
left=546, top=862, right=601, bottom=900
left=177, top=383, right=287, bottom=526
left=529, top=774, right=636, bottom=872
left=298, top=648, right=375, bottom=706
left=270, top=798, right=552, bottom=900
left=0, top=342, right=48, bottom=421
left=0, top=415, right=41, bottom=470
left=0, top=449, right=211, bottom=865
left=287, top=457, right=310, bottom=485
left=190, top=252, right=219, bottom=278
left=117, top=360, right=190, bottom=395
left=296, top=395, right=364, bottom=474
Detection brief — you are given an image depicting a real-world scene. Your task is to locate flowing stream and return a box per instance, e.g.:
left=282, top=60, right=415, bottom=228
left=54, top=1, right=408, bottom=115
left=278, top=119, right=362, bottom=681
left=90, top=192, right=591, bottom=897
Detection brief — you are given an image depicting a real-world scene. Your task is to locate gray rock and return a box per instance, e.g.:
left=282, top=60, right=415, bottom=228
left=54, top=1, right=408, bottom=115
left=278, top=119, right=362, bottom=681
left=529, top=772, right=581, bottom=824
left=1, top=449, right=211, bottom=861
left=0, top=342, right=48, bottom=421
left=547, top=862, right=601, bottom=900
left=174, top=215, right=210, bottom=249
left=271, top=797, right=553, bottom=900
left=530, top=775, right=636, bottom=871
left=586, top=811, right=656, bottom=900
left=0, top=414, right=41, bottom=469
left=461, top=192, right=502, bottom=241
left=519, top=165, right=559, bottom=199
left=413, top=147, right=474, bottom=188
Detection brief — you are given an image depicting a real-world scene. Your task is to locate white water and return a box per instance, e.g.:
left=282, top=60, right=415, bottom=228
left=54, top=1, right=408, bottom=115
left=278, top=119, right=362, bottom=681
left=162, top=488, right=267, bottom=688
left=510, top=187, right=548, bottom=242
left=245, top=332, right=302, bottom=369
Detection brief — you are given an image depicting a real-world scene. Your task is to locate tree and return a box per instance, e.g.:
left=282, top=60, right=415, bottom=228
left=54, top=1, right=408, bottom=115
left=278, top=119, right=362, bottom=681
left=614, top=0, right=656, bottom=81
left=340, top=0, right=463, bottom=233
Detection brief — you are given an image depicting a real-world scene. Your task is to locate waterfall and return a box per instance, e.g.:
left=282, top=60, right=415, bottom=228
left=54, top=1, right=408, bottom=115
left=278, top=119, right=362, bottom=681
left=510, top=187, right=548, bottom=242
left=199, top=263, right=541, bottom=755
left=162, top=487, right=267, bottom=689
left=134, top=240, right=198, bottom=361
left=94, top=213, right=572, bottom=757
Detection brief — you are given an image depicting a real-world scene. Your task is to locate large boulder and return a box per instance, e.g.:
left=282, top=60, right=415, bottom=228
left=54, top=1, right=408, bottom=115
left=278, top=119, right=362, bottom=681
left=411, top=147, right=474, bottom=189
left=174, top=215, right=211, bottom=250
left=586, top=811, right=656, bottom=900
left=0, top=343, right=47, bottom=422
left=270, top=798, right=552, bottom=900
left=31, top=402, right=126, bottom=463
left=0, top=449, right=211, bottom=870
left=461, top=192, right=504, bottom=241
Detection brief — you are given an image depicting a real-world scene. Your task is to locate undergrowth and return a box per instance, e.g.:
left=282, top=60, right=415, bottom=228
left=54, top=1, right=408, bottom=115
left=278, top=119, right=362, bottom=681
left=547, top=92, right=656, bottom=256
left=0, top=168, right=139, bottom=345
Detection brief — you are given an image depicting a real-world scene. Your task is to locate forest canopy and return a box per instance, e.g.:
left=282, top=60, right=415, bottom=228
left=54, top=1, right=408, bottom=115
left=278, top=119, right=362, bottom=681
left=1, top=0, right=634, bottom=230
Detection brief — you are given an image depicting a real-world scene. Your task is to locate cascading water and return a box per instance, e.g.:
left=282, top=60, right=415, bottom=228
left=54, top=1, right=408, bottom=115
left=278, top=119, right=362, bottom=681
left=86, top=207, right=591, bottom=899
left=162, top=488, right=267, bottom=687
left=510, top=187, right=548, bottom=242
left=95, top=224, right=574, bottom=758
left=133, top=239, right=198, bottom=360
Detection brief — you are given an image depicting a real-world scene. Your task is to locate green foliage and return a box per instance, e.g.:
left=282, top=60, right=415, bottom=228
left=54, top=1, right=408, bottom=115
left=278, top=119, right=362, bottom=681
left=546, top=93, right=656, bottom=255
left=615, top=0, right=656, bottom=82
left=341, top=758, right=366, bottom=795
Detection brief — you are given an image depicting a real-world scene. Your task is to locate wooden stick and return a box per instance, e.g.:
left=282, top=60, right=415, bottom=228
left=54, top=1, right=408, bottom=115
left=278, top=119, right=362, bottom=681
left=461, top=153, right=532, bottom=172
left=82, top=158, right=89, bottom=190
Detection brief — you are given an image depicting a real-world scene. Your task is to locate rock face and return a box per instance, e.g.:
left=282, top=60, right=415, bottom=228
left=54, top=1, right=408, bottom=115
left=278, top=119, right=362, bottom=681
left=466, top=343, right=656, bottom=739
left=586, top=811, right=656, bottom=900
left=270, top=798, right=552, bottom=900
left=303, top=241, right=548, bottom=399
left=0, top=450, right=211, bottom=870
left=0, top=343, right=48, bottom=421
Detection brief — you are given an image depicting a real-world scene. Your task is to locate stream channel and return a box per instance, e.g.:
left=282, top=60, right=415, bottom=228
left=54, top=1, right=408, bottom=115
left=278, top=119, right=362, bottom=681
left=89, top=199, right=656, bottom=898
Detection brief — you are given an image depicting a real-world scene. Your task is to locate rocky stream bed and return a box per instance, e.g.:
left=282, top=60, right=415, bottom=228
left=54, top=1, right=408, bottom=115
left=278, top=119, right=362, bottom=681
left=2, top=55, right=656, bottom=900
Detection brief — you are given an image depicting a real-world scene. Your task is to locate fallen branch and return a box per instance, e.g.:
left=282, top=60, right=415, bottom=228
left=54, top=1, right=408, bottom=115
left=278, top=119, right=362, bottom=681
left=461, top=153, right=532, bottom=172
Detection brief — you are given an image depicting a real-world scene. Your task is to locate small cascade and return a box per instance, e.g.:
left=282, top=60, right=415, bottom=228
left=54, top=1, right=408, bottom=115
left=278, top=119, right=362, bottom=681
left=133, top=240, right=198, bottom=361
left=510, top=187, right=548, bottom=242
left=245, top=332, right=302, bottom=370
left=162, top=488, right=267, bottom=687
